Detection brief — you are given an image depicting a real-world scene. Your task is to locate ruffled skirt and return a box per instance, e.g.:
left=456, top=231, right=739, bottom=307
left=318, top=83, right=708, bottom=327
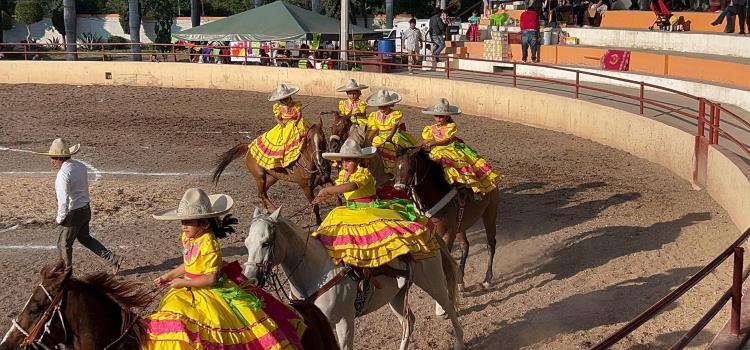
left=372, top=129, right=417, bottom=175
left=249, top=118, right=309, bottom=170
left=145, top=276, right=305, bottom=350
left=430, top=142, right=502, bottom=194
left=313, top=200, right=437, bottom=267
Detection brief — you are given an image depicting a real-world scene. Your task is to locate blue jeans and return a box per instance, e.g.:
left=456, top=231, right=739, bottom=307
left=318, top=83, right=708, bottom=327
left=521, top=30, right=538, bottom=62
left=431, top=34, right=446, bottom=59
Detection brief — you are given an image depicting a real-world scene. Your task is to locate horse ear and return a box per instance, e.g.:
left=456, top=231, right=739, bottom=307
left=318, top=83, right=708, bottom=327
left=253, top=207, right=262, bottom=218
left=269, top=206, right=282, bottom=221
left=319, top=115, right=324, bottom=128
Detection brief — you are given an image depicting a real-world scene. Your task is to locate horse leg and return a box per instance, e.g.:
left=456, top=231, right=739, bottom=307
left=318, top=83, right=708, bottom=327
left=334, top=314, right=356, bottom=350
left=301, top=181, right=322, bottom=225
left=254, top=174, right=275, bottom=209
left=481, top=201, right=499, bottom=289
left=456, top=231, right=470, bottom=280
left=388, top=285, right=416, bottom=350
left=413, top=257, right=466, bottom=350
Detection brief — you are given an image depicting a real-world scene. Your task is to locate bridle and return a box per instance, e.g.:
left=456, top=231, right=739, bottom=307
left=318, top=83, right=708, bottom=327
left=296, top=126, right=326, bottom=175
left=9, top=283, right=67, bottom=350
left=396, top=150, right=431, bottom=211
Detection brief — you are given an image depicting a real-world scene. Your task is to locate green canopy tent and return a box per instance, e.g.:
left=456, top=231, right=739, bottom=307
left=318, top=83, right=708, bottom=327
left=173, top=1, right=379, bottom=42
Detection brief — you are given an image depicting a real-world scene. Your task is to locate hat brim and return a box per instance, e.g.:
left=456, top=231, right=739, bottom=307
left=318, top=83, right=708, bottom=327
left=152, top=194, right=234, bottom=221
left=322, top=147, right=377, bottom=161
left=421, top=107, right=462, bottom=116
left=336, top=84, right=369, bottom=92
left=366, top=93, right=402, bottom=107
left=32, top=144, right=81, bottom=157
left=268, top=86, right=300, bottom=102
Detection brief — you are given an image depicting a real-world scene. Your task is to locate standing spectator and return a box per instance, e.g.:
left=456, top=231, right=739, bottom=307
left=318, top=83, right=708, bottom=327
left=402, top=18, right=423, bottom=73
left=428, top=8, right=447, bottom=61
left=34, top=138, right=123, bottom=273
left=711, top=0, right=747, bottom=33
left=520, top=6, right=540, bottom=63
left=467, top=11, right=481, bottom=41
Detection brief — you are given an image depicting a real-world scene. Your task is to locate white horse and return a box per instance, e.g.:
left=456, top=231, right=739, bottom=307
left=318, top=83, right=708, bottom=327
left=244, top=207, right=467, bottom=350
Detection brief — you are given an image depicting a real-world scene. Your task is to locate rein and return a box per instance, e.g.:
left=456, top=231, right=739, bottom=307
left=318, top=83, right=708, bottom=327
left=102, top=286, right=167, bottom=350
left=11, top=283, right=67, bottom=350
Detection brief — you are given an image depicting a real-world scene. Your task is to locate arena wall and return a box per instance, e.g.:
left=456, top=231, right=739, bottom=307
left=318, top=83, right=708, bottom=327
left=1, top=60, right=748, bottom=231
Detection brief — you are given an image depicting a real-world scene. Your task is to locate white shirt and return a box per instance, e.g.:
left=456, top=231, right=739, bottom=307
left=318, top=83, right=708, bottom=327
left=402, top=28, right=423, bottom=52
left=55, top=159, right=90, bottom=224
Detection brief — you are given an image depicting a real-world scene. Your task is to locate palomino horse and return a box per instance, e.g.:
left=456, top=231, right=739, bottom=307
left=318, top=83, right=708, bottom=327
left=326, top=112, right=389, bottom=189
left=243, top=207, right=467, bottom=350
left=394, top=148, right=501, bottom=289
left=0, top=261, right=339, bottom=350
left=213, top=120, right=331, bottom=223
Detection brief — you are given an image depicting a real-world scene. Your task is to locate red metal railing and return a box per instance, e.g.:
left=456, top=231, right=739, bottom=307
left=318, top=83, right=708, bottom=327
left=2, top=40, right=750, bottom=348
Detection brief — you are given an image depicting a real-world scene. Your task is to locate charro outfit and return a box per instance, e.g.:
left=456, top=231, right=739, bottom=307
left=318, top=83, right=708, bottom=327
left=367, top=109, right=417, bottom=176
left=312, top=165, right=437, bottom=267
left=249, top=84, right=309, bottom=169
left=338, top=99, right=368, bottom=130
left=146, top=188, right=306, bottom=350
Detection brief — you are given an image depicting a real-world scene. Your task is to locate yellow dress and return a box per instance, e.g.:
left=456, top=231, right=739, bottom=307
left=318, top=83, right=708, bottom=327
left=422, top=122, right=502, bottom=194
left=145, top=231, right=306, bottom=350
left=338, top=99, right=368, bottom=130
left=367, top=110, right=417, bottom=175
left=249, top=101, right=310, bottom=169
left=312, top=166, right=437, bottom=267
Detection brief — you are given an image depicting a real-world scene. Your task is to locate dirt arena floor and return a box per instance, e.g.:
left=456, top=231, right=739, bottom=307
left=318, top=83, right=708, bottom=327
left=0, top=84, right=741, bottom=349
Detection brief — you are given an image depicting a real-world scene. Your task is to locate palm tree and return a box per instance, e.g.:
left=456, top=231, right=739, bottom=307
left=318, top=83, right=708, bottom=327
left=255, top=0, right=263, bottom=8
left=63, top=0, right=77, bottom=60
left=385, top=0, right=393, bottom=28
left=128, top=0, right=141, bottom=61
left=312, top=0, right=321, bottom=13
left=190, top=0, right=199, bottom=27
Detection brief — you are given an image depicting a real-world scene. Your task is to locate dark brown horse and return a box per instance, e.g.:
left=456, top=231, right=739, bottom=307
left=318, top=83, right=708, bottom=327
left=213, top=120, right=331, bottom=224
left=1, top=262, right=340, bottom=350
left=394, top=148, right=501, bottom=289
left=327, top=112, right=390, bottom=189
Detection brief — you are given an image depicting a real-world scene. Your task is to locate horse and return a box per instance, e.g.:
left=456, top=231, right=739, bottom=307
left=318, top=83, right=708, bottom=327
left=394, top=148, right=501, bottom=289
left=213, top=119, right=331, bottom=224
left=243, top=207, right=467, bottom=350
left=0, top=261, right=340, bottom=350
left=326, top=112, right=391, bottom=191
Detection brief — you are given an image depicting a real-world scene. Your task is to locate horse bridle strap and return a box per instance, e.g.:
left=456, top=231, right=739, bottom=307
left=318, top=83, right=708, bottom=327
left=303, top=267, right=352, bottom=303
left=18, top=283, right=66, bottom=349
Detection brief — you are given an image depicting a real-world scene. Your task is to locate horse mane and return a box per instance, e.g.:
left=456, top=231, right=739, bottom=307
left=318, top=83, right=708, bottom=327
left=405, top=148, right=451, bottom=190
left=76, top=273, right=151, bottom=348
left=277, top=215, right=308, bottom=240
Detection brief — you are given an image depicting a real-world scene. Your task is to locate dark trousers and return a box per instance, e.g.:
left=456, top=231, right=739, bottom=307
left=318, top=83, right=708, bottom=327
left=521, top=30, right=539, bottom=62
left=714, top=4, right=747, bottom=33
left=57, top=204, right=117, bottom=268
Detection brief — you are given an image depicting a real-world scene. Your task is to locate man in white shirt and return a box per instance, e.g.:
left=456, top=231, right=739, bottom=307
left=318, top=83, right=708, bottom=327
left=36, top=138, right=122, bottom=273
left=402, top=18, right=423, bottom=73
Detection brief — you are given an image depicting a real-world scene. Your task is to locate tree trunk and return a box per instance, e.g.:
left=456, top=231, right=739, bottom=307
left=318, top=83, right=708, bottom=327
left=0, top=0, right=5, bottom=43
left=254, top=0, right=263, bottom=8
left=191, top=0, right=200, bottom=27
left=385, top=0, right=394, bottom=28
left=312, top=0, right=321, bottom=13
left=128, top=0, right=141, bottom=61
left=63, top=0, right=77, bottom=60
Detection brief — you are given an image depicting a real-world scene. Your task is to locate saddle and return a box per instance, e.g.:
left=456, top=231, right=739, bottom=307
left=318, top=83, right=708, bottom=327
left=346, top=254, right=414, bottom=292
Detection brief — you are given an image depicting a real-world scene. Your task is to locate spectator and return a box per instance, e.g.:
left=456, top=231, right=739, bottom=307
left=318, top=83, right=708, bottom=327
left=428, top=8, right=447, bottom=61
left=584, top=0, right=610, bottom=27
left=467, top=11, right=481, bottom=41
left=402, top=18, right=423, bottom=73
left=551, top=0, right=585, bottom=26
left=520, top=6, right=540, bottom=63
left=711, top=0, right=747, bottom=33
left=260, top=49, right=270, bottom=66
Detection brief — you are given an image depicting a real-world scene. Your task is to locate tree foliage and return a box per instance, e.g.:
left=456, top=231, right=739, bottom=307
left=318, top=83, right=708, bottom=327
left=142, top=0, right=174, bottom=45
left=15, top=0, right=43, bottom=24
left=203, top=0, right=253, bottom=16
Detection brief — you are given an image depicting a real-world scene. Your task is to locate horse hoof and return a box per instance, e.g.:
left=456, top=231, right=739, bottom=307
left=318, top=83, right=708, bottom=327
left=481, top=281, right=492, bottom=289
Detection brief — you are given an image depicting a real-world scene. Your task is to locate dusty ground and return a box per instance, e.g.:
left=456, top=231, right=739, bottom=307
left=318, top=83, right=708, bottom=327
left=0, top=84, right=740, bottom=349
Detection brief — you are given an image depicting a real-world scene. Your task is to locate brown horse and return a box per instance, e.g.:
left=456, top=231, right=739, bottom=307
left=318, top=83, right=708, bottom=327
left=394, top=148, right=501, bottom=289
left=326, top=112, right=390, bottom=189
left=1, top=261, right=340, bottom=350
left=213, top=120, right=331, bottom=224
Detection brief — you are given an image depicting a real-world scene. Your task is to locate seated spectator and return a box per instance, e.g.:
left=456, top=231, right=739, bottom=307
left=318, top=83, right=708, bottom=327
left=259, top=49, right=270, bottom=66
left=584, top=0, right=610, bottom=27
left=711, top=0, right=747, bottom=33
left=551, top=0, right=585, bottom=26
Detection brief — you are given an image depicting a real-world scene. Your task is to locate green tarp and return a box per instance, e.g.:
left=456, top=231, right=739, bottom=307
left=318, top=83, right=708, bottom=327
left=173, top=1, right=379, bottom=42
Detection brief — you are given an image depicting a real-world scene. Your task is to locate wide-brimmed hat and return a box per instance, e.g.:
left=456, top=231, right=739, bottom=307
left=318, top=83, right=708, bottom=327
left=366, top=89, right=402, bottom=107
left=422, top=98, right=462, bottom=116
left=33, top=138, right=80, bottom=157
left=152, top=188, right=234, bottom=221
left=322, top=139, right=377, bottom=161
left=268, top=83, right=300, bottom=102
left=336, top=79, right=369, bottom=92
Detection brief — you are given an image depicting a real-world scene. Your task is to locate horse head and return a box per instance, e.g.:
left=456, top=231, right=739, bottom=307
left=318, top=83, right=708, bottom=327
left=327, top=112, right=352, bottom=153
left=1, top=261, right=70, bottom=350
left=393, top=147, right=423, bottom=191
left=305, top=121, right=329, bottom=178
left=244, top=207, right=286, bottom=288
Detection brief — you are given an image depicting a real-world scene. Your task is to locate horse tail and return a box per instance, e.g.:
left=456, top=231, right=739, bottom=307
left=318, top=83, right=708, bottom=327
left=212, top=143, right=248, bottom=184
left=290, top=300, right=341, bottom=350
left=436, top=237, right=463, bottom=305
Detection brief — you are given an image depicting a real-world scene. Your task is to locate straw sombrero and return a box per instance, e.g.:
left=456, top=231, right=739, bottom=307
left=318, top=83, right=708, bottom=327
left=336, top=79, right=369, bottom=92
left=422, top=98, right=462, bottom=116
left=152, top=188, right=234, bottom=221
left=268, top=83, right=300, bottom=102
left=33, top=138, right=80, bottom=157
left=322, top=139, right=377, bottom=161
left=366, top=89, right=402, bottom=107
